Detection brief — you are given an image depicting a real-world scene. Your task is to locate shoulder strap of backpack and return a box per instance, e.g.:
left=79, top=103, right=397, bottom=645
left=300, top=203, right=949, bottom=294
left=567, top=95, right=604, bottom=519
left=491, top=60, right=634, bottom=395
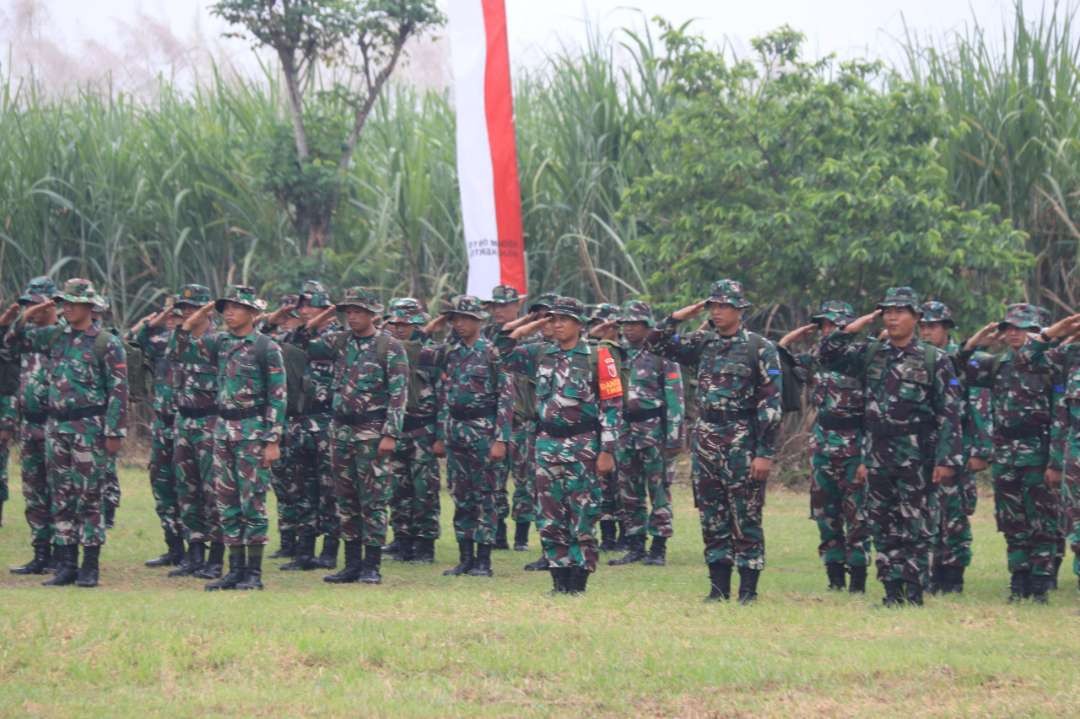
left=375, top=332, right=390, bottom=370
left=253, top=332, right=270, bottom=375
left=923, top=343, right=938, bottom=381
left=747, top=331, right=763, bottom=388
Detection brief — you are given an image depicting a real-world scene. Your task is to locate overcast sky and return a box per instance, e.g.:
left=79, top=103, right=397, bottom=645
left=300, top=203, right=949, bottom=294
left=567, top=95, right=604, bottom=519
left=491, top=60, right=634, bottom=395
left=0, top=0, right=1060, bottom=92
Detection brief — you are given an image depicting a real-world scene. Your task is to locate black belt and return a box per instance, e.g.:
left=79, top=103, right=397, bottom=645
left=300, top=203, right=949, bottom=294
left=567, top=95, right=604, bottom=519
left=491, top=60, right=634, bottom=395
left=997, top=425, right=1046, bottom=441
left=817, top=415, right=863, bottom=431
left=48, top=405, right=107, bottom=422
left=539, top=419, right=598, bottom=439
left=334, top=408, right=388, bottom=426
left=403, top=413, right=437, bottom=432
left=450, top=404, right=496, bottom=421
left=868, top=420, right=933, bottom=439
left=623, top=406, right=664, bottom=423
left=156, top=412, right=175, bottom=428
left=219, top=406, right=264, bottom=421
left=701, top=408, right=752, bottom=424
left=23, top=410, right=47, bottom=424
left=178, top=406, right=218, bottom=420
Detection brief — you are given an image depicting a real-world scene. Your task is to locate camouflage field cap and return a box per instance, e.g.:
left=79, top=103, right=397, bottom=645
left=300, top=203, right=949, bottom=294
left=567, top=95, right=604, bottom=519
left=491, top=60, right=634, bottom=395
left=547, top=296, right=588, bottom=324
left=299, top=279, right=333, bottom=308
left=998, top=303, right=1042, bottom=331
left=486, top=284, right=525, bottom=306
left=174, top=283, right=212, bottom=308
left=277, top=293, right=301, bottom=318
left=56, top=278, right=106, bottom=309
left=706, top=279, right=752, bottom=309
left=528, top=292, right=559, bottom=313
left=18, top=276, right=58, bottom=305
left=619, top=299, right=655, bottom=326
left=336, top=287, right=383, bottom=314
left=811, top=300, right=856, bottom=327
left=214, top=284, right=267, bottom=313
left=441, top=295, right=489, bottom=321
left=1035, top=305, right=1052, bottom=328
left=919, top=300, right=954, bottom=327
left=386, top=297, right=429, bottom=325
left=877, top=286, right=921, bottom=313
left=588, top=303, right=621, bottom=324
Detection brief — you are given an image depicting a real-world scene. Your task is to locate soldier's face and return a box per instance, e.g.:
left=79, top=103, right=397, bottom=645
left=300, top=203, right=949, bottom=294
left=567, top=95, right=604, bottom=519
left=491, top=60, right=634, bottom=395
left=61, top=302, right=93, bottom=328
left=345, top=307, right=375, bottom=333
left=179, top=304, right=199, bottom=320
left=540, top=319, right=555, bottom=339
left=27, top=303, right=58, bottom=326
left=882, top=307, right=917, bottom=340
left=1002, top=325, right=1028, bottom=349
left=550, top=315, right=581, bottom=344
left=450, top=314, right=482, bottom=340
left=918, top=321, right=950, bottom=348
left=297, top=302, right=321, bottom=321
left=818, top=320, right=837, bottom=335
left=620, top=321, right=648, bottom=344
left=166, top=313, right=181, bottom=330
left=387, top=322, right=413, bottom=341
left=487, top=301, right=519, bottom=325
left=708, top=303, right=741, bottom=333
left=221, top=302, right=256, bottom=332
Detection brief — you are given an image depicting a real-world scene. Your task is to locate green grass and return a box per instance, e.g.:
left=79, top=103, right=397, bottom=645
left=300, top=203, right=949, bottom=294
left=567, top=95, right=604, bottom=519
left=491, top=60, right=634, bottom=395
left=1, top=458, right=1077, bottom=718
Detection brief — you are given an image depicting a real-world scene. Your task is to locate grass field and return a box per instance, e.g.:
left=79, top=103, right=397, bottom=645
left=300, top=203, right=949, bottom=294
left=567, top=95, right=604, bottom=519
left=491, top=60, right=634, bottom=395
left=1, top=457, right=1078, bottom=718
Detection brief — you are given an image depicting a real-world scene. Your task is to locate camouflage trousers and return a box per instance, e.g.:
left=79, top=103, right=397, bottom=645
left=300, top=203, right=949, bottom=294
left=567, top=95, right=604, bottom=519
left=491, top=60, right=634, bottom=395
left=810, top=454, right=869, bottom=568
left=992, top=464, right=1059, bottom=577
left=289, top=419, right=336, bottom=538
left=1064, top=460, right=1080, bottom=578
left=616, top=442, right=673, bottom=538
left=332, top=432, right=393, bottom=547
left=509, top=420, right=536, bottom=523
left=46, top=429, right=108, bottom=547
left=103, top=456, right=120, bottom=513
left=149, top=419, right=181, bottom=536
left=212, top=437, right=271, bottom=546
left=535, top=459, right=601, bottom=571
left=270, top=421, right=304, bottom=535
left=446, top=439, right=503, bottom=545
left=173, top=420, right=221, bottom=544
left=19, top=432, right=50, bottom=544
left=0, top=441, right=8, bottom=505
left=694, top=431, right=766, bottom=570
left=387, top=428, right=441, bottom=540
left=865, top=465, right=931, bottom=585
left=930, top=469, right=976, bottom=569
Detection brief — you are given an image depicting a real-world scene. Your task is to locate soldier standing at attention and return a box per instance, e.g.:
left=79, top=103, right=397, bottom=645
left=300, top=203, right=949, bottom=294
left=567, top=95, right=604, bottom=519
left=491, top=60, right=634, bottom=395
left=6, top=279, right=128, bottom=588
left=587, top=303, right=625, bottom=553
left=178, top=286, right=286, bottom=591
left=648, top=280, right=781, bottom=604
left=779, top=301, right=870, bottom=593
left=819, top=287, right=964, bottom=607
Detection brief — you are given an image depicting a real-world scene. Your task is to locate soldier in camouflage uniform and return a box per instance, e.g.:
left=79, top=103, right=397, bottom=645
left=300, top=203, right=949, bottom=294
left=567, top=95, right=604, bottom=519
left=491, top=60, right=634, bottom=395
left=383, top=298, right=441, bottom=563
left=3, top=277, right=59, bottom=575
left=1033, top=305, right=1067, bottom=588
left=779, top=300, right=870, bottom=593
left=960, top=303, right=1064, bottom=603
left=499, top=296, right=622, bottom=594
left=648, top=280, right=781, bottom=604
left=6, top=279, right=128, bottom=588
left=93, top=299, right=123, bottom=529
left=428, top=295, right=513, bottom=578
left=918, top=300, right=992, bottom=593
left=299, top=288, right=407, bottom=585
left=587, top=303, right=626, bottom=553
left=607, top=300, right=683, bottom=567
left=820, top=287, right=965, bottom=607
left=177, top=285, right=287, bottom=591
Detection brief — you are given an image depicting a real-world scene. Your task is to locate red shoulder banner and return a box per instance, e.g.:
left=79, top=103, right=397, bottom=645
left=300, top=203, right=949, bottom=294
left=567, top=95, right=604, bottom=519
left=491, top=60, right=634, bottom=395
left=596, top=345, right=623, bottom=401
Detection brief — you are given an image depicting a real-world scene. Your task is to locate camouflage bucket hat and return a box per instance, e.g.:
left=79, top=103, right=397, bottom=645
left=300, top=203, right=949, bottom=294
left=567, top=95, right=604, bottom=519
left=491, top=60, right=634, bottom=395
left=528, top=292, right=559, bottom=313
left=998, top=303, right=1042, bottom=332
left=547, top=296, right=588, bottom=324
left=811, top=299, right=856, bottom=327
left=56, top=278, right=106, bottom=309
left=486, top=284, right=525, bottom=306
left=441, top=295, right=489, bottom=321
left=619, top=299, right=655, bottom=326
left=919, top=300, right=954, bottom=327
left=336, top=287, right=383, bottom=314
left=706, top=279, right=752, bottom=309
left=588, top=303, right=620, bottom=324
left=18, top=276, right=58, bottom=305
left=174, top=283, right=213, bottom=308
left=214, top=284, right=267, bottom=313
left=386, top=297, right=429, bottom=325
left=877, top=286, right=921, bottom=313
left=277, top=293, right=300, bottom=318
left=1035, top=305, right=1052, bottom=328
left=299, top=279, right=333, bottom=309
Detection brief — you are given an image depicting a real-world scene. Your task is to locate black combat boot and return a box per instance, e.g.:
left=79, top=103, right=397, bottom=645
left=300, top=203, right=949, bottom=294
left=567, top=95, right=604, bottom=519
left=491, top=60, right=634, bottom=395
left=494, top=520, right=510, bottom=551
left=513, top=521, right=530, bottom=551
left=705, top=562, right=732, bottom=602
left=169, top=542, right=206, bottom=577
left=76, top=545, right=100, bottom=588
left=194, top=542, right=225, bottom=579
left=205, top=546, right=246, bottom=591
left=468, top=544, right=494, bottom=577
left=315, top=536, right=339, bottom=569
left=280, top=532, right=320, bottom=571
left=412, top=537, right=435, bottom=563
left=848, top=565, right=867, bottom=594
left=11, top=542, right=51, bottom=575
left=235, top=545, right=264, bottom=590
left=904, top=581, right=924, bottom=606
left=598, top=520, right=617, bottom=552
left=1029, top=573, right=1050, bottom=604
left=359, top=545, right=383, bottom=585
left=145, top=531, right=184, bottom=567
left=1008, top=570, right=1029, bottom=603
left=324, top=540, right=365, bottom=584
left=443, top=540, right=475, bottom=576
left=43, top=545, right=78, bottom=587
left=382, top=536, right=403, bottom=559
left=882, top=580, right=905, bottom=607
left=643, top=536, right=668, bottom=566
left=737, top=567, right=760, bottom=605
left=614, top=521, right=629, bottom=551
left=563, top=566, right=584, bottom=595
left=942, top=565, right=965, bottom=594
left=104, top=502, right=115, bottom=530
left=523, top=555, right=548, bottom=571
left=825, top=562, right=846, bottom=591
left=608, top=535, right=646, bottom=566
left=398, top=536, right=416, bottom=562
left=549, top=566, right=564, bottom=594
left=269, top=529, right=296, bottom=559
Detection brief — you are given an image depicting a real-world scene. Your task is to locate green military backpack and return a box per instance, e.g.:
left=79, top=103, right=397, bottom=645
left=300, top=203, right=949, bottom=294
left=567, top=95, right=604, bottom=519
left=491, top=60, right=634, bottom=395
left=746, top=332, right=802, bottom=414
left=0, top=345, right=19, bottom=397
left=255, top=334, right=313, bottom=417
left=123, top=340, right=155, bottom=404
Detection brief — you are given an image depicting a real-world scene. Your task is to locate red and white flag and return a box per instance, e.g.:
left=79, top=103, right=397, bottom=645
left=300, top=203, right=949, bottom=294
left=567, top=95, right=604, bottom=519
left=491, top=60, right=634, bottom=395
left=448, top=0, right=527, bottom=299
